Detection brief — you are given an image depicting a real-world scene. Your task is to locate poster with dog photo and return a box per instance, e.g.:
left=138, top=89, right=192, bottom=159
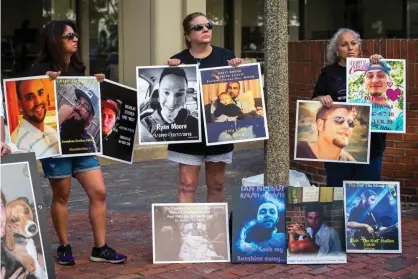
left=1, top=152, right=56, bottom=279
left=152, top=203, right=230, bottom=264
left=294, top=100, right=372, bottom=164
left=55, top=77, right=102, bottom=157
left=3, top=76, right=61, bottom=159
left=136, top=65, right=201, bottom=145
left=347, top=58, right=406, bottom=133
left=199, top=63, right=269, bottom=145
left=99, top=79, right=138, bottom=164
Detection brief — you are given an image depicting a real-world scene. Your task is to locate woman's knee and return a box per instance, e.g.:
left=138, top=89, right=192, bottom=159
left=52, top=193, right=70, bottom=204
left=179, top=175, right=198, bottom=194
left=89, top=187, right=107, bottom=202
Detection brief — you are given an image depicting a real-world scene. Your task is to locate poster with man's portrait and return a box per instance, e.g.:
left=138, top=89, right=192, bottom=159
left=55, top=77, right=101, bottom=157
left=347, top=58, right=406, bottom=133
left=286, top=186, right=347, bottom=264
left=136, top=65, right=201, bottom=145
left=294, top=100, right=372, bottom=164
left=99, top=79, right=138, bottom=164
left=3, top=76, right=61, bottom=159
left=344, top=181, right=401, bottom=254
left=231, top=185, right=287, bottom=263
left=199, top=63, right=269, bottom=145
left=1, top=153, right=56, bottom=279
left=152, top=203, right=230, bottom=264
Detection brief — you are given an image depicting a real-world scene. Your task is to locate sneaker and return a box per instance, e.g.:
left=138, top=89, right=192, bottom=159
left=90, top=244, right=127, bottom=264
left=57, top=244, right=76, bottom=265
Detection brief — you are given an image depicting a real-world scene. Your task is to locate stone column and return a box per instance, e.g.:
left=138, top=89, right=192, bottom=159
left=264, top=0, right=289, bottom=186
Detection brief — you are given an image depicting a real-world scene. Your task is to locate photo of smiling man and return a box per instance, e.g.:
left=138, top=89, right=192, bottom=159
left=3, top=76, right=61, bottom=159
left=295, top=100, right=371, bottom=164
left=136, top=65, right=200, bottom=145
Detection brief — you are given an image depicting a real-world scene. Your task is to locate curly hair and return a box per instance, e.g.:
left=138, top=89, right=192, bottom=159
left=326, top=28, right=362, bottom=65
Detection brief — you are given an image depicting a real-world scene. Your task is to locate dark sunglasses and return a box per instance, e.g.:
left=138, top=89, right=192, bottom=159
left=324, top=116, right=356, bottom=128
left=188, top=22, right=213, bottom=32
left=62, top=33, right=79, bottom=40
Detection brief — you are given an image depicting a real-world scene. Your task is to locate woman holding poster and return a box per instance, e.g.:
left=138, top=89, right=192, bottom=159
left=311, top=28, right=386, bottom=187
left=165, top=12, right=244, bottom=203
left=25, top=20, right=126, bottom=266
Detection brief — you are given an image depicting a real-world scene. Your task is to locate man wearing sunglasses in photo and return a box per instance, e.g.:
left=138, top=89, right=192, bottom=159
left=296, top=104, right=357, bottom=161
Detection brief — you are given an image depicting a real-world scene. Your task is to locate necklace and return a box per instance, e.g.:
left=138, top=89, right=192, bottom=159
left=194, top=57, right=202, bottom=67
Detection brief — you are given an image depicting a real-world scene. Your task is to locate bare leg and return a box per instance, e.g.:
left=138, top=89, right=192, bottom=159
left=74, top=169, right=107, bottom=248
left=49, top=178, right=72, bottom=245
left=177, top=163, right=201, bottom=202
left=205, top=162, right=226, bottom=202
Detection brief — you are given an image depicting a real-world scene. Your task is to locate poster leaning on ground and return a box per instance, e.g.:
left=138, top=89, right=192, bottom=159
left=346, top=57, right=406, bottom=133
left=199, top=63, right=269, bottom=145
left=294, top=100, right=372, bottom=164
left=1, top=152, right=56, bottom=279
left=286, top=186, right=347, bottom=264
left=344, top=181, right=402, bottom=254
left=136, top=65, right=201, bottom=145
left=152, top=203, right=230, bottom=264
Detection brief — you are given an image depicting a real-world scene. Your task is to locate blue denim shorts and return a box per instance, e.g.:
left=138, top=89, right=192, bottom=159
left=40, top=156, right=101, bottom=179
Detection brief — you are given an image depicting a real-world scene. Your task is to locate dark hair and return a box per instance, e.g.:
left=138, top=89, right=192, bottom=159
left=159, top=67, right=188, bottom=85
left=361, top=190, right=377, bottom=199
left=316, top=104, right=356, bottom=121
left=35, top=20, right=86, bottom=73
left=15, top=80, right=23, bottom=100
left=182, top=12, right=207, bottom=48
left=305, top=203, right=324, bottom=218
left=1, top=191, right=6, bottom=205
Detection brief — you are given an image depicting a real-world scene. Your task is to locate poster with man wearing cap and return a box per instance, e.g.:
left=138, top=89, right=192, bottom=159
left=55, top=77, right=102, bottom=156
left=99, top=79, right=138, bottom=164
left=347, top=58, right=406, bottom=133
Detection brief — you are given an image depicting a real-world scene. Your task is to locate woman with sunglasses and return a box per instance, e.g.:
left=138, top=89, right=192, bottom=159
left=312, top=28, right=386, bottom=187
left=165, top=12, right=244, bottom=203
left=26, top=20, right=126, bottom=266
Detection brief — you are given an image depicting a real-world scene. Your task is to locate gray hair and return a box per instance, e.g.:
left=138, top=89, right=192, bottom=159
left=326, top=28, right=362, bottom=65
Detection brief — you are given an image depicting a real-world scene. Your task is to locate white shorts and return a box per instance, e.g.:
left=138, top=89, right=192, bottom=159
left=166, top=150, right=233, bottom=166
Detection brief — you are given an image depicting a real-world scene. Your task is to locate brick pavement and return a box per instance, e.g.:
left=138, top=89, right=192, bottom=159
left=49, top=211, right=418, bottom=279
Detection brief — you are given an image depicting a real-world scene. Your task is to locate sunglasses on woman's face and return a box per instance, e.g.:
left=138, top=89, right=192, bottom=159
left=62, top=33, right=79, bottom=40
left=188, top=22, right=213, bottom=32
left=325, top=116, right=356, bottom=128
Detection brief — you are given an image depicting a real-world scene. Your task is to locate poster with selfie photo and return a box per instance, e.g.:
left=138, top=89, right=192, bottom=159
left=55, top=76, right=102, bottom=157
left=347, top=58, right=406, bottom=133
left=1, top=153, right=56, bottom=279
left=3, top=76, right=61, bottom=159
left=199, top=63, right=269, bottom=146
left=294, top=100, right=372, bottom=164
left=99, top=79, right=138, bottom=164
left=136, top=65, right=201, bottom=145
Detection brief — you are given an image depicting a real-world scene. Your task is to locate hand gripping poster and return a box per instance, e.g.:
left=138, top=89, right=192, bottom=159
left=347, top=58, right=406, bottom=133
left=344, top=181, right=402, bottom=253
left=136, top=65, right=201, bottom=145
left=199, top=63, right=269, bottom=145
left=286, top=186, right=347, bottom=264
left=231, top=185, right=287, bottom=263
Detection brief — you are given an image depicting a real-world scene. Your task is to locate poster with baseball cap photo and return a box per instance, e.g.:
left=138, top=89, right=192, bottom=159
left=99, top=79, right=138, bottom=164
left=55, top=77, right=102, bottom=157
left=347, top=58, right=406, bottom=133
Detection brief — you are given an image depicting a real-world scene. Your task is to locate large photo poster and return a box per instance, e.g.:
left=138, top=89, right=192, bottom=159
left=1, top=153, right=56, bottom=279
left=3, top=76, right=61, bottom=159
left=136, top=65, right=201, bottom=145
left=344, top=181, right=402, bottom=253
left=99, top=79, right=138, bottom=164
left=55, top=77, right=101, bottom=157
left=199, top=63, right=268, bottom=145
left=286, top=186, right=347, bottom=264
left=152, top=203, right=229, bottom=264
left=347, top=58, right=406, bottom=133
left=294, top=100, right=371, bottom=164
left=231, top=185, right=286, bottom=263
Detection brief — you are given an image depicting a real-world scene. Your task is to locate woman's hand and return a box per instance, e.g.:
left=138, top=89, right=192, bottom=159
left=94, top=73, right=105, bottom=82
left=227, top=58, right=245, bottom=67
left=1, top=142, right=11, bottom=157
left=165, top=59, right=182, bottom=66
left=1, top=266, right=29, bottom=279
left=369, top=54, right=384, bottom=64
left=46, top=71, right=61, bottom=80
left=316, top=95, right=333, bottom=108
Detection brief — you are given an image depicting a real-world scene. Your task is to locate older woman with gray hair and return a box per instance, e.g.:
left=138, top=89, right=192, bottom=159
left=311, top=28, right=386, bottom=187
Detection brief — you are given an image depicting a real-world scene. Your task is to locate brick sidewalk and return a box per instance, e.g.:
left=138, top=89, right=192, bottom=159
left=49, top=212, right=418, bottom=279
